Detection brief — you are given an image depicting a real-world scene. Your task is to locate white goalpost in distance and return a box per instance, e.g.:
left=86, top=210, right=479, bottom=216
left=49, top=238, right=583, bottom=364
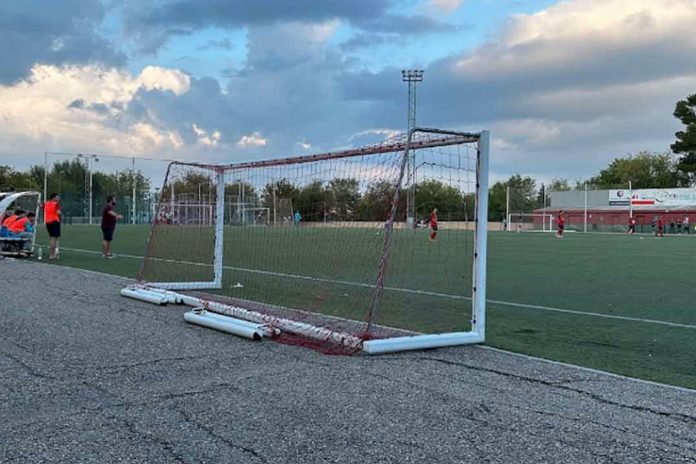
left=124, top=128, right=490, bottom=354
left=508, top=213, right=554, bottom=232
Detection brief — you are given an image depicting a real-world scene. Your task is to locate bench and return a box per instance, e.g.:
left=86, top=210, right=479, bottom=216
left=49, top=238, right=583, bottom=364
left=0, top=237, right=33, bottom=257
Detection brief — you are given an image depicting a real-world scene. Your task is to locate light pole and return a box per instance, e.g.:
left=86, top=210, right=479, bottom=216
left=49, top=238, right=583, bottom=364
left=131, top=157, right=137, bottom=224
left=402, top=69, right=424, bottom=228
left=78, top=154, right=99, bottom=225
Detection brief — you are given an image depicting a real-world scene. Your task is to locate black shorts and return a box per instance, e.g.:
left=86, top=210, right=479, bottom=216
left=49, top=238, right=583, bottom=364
left=101, top=226, right=115, bottom=242
left=46, top=221, right=61, bottom=238
left=431, top=225, right=438, bottom=231
left=558, top=224, right=564, bottom=230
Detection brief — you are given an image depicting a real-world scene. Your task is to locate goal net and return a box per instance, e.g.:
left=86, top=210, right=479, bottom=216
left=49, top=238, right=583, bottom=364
left=135, top=128, right=490, bottom=354
left=508, top=213, right=554, bottom=232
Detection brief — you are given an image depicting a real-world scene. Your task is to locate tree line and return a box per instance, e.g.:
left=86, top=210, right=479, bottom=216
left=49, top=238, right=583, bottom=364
left=0, top=159, right=150, bottom=218
left=164, top=171, right=475, bottom=222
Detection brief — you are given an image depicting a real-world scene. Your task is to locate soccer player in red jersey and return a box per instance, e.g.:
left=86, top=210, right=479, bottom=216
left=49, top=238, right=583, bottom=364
left=656, top=215, right=664, bottom=237
left=627, top=216, right=636, bottom=235
left=556, top=210, right=565, bottom=238
left=429, top=208, right=438, bottom=241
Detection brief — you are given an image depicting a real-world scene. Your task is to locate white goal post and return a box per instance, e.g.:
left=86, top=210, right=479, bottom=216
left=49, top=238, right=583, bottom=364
left=126, top=128, right=491, bottom=354
left=508, top=213, right=554, bottom=232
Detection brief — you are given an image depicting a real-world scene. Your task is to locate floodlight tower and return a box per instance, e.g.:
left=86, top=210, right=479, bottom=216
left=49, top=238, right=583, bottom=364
left=78, top=153, right=99, bottom=225
left=402, top=69, right=424, bottom=228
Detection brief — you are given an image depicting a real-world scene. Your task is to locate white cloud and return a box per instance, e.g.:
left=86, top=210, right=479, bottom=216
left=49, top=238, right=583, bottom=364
left=51, top=38, right=65, bottom=52
left=237, top=131, right=268, bottom=147
left=138, top=65, right=190, bottom=96
left=454, top=0, right=696, bottom=78
left=349, top=128, right=401, bottom=142
left=0, top=64, right=191, bottom=155
left=429, top=0, right=462, bottom=13
left=128, top=122, right=184, bottom=152
left=192, top=123, right=206, bottom=137
left=192, top=124, right=222, bottom=146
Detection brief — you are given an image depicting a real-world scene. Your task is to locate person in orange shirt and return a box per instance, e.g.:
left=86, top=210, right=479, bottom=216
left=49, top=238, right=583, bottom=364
left=0, top=208, right=18, bottom=238
left=2, top=209, right=20, bottom=228
left=8, top=211, right=35, bottom=251
left=44, top=193, right=62, bottom=259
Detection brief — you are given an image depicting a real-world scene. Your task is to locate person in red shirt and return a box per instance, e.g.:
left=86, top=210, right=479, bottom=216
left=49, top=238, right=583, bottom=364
left=656, top=215, right=664, bottom=237
left=101, top=196, right=123, bottom=258
left=556, top=211, right=565, bottom=238
left=626, top=216, right=636, bottom=235
left=44, top=193, right=62, bottom=259
left=429, top=208, right=438, bottom=241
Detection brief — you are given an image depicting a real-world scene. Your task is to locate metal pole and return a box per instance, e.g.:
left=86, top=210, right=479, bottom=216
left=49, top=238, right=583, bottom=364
left=272, top=182, right=277, bottom=226
left=542, top=185, right=547, bottom=231
left=402, top=69, right=424, bottom=229
left=628, top=180, right=633, bottom=219
left=473, top=130, right=490, bottom=341
left=505, top=185, right=510, bottom=231
left=171, top=182, right=175, bottom=223
left=240, top=179, right=245, bottom=225
left=583, top=182, right=588, bottom=233
left=43, top=151, right=48, bottom=225
left=88, top=157, right=93, bottom=225
left=131, top=157, right=137, bottom=225
left=213, top=170, right=225, bottom=288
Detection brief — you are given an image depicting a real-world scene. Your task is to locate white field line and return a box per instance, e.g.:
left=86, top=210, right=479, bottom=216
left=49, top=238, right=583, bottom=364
left=45, top=245, right=696, bottom=331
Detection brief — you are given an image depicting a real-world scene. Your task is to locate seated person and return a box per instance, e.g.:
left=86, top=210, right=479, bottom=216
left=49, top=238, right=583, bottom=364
left=1, top=208, right=22, bottom=237
left=7, top=211, right=35, bottom=250
left=0, top=209, right=12, bottom=237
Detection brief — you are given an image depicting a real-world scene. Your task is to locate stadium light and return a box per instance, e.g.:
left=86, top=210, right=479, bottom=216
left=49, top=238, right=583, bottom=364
left=77, top=154, right=99, bottom=225
left=401, top=69, right=424, bottom=228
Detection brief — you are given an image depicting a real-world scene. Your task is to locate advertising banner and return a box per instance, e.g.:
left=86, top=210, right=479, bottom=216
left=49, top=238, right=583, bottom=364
left=609, top=188, right=696, bottom=207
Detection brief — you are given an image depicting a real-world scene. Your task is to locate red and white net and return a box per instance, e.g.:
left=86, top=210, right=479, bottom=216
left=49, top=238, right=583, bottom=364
left=139, top=130, right=481, bottom=353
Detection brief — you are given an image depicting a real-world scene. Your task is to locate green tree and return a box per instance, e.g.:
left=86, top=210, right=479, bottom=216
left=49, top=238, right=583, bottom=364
left=588, top=151, right=685, bottom=189
left=671, top=94, right=696, bottom=182
left=549, top=178, right=571, bottom=192
left=415, top=179, right=465, bottom=221
left=488, top=174, right=538, bottom=221
left=326, top=178, right=360, bottom=221
left=295, top=180, right=329, bottom=221
left=261, top=179, right=300, bottom=208
left=224, top=180, right=257, bottom=203
left=357, top=180, right=396, bottom=221
left=0, top=166, right=39, bottom=191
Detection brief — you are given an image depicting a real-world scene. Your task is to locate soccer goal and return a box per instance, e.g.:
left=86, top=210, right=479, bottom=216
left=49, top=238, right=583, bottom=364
left=128, top=128, right=490, bottom=354
left=508, top=213, right=554, bottom=232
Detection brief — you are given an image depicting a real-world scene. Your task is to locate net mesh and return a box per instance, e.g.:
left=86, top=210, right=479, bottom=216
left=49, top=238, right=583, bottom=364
left=139, top=130, right=481, bottom=352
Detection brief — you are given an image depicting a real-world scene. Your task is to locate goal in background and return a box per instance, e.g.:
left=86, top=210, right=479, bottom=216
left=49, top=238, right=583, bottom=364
left=134, top=128, right=490, bottom=354
left=508, top=213, right=554, bottom=232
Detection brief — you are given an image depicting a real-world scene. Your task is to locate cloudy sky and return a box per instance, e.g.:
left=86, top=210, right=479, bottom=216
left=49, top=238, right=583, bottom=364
left=2, top=0, right=696, bottom=184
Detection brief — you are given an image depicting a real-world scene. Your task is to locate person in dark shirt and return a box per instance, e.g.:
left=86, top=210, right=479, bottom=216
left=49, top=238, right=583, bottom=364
left=101, top=196, right=122, bottom=258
